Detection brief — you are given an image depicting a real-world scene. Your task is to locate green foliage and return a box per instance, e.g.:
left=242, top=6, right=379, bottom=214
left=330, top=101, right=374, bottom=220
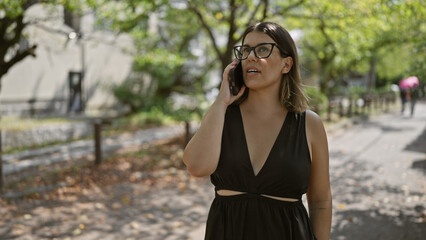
left=0, top=0, right=26, bottom=18
left=4, top=0, right=418, bottom=118
left=0, top=116, right=75, bottom=131
left=90, top=0, right=157, bottom=32
left=114, top=92, right=208, bottom=127
left=404, top=52, right=425, bottom=86
left=111, top=77, right=152, bottom=113
left=133, top=49, right=184, bottom=89
left=348, top=86, right=368, bottom=100
left=287, top=0, right=425, bottom=94
left=167, top=91, right=209, bottom=123
left=305, top=87, right=328, bottom=114
left=60, top=0, right=84, bottom=12
left=115, top=105, right=176, bottom=127
left=111, top=50, right=185, bottom=113
left=0, top=0, right=85, bottom=17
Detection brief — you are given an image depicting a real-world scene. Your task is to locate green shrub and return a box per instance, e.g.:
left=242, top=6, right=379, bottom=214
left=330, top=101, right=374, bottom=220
left=112, top=49, right=185, bottom=114
left=305, top=87, right=328, bottom=114
left=115, top=105, right=176, bottom=127
left=348, top=86, right=367, bottom=100
left=111, top=77, right=153, bottom=113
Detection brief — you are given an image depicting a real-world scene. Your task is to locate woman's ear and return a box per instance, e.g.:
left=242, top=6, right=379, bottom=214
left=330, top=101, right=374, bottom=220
left=281, top=57, right=293, bottom=74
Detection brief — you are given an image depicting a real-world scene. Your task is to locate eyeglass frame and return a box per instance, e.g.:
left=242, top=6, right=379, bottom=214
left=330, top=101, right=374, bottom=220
left=233, top=43, right=289, bottom=60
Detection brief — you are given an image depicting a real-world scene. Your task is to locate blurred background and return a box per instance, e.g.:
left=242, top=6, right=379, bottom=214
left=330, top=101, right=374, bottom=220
left=1, top=0, right=424, bottom=119
left=0, top=0, right=425, bottom=239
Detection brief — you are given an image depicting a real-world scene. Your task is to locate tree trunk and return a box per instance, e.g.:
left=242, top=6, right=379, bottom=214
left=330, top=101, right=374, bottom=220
left=368, top=55, right=377, bottom=91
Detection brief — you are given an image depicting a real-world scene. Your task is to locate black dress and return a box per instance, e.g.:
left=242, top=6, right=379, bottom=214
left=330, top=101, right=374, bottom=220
left=205, top=104, right=316, bottom=240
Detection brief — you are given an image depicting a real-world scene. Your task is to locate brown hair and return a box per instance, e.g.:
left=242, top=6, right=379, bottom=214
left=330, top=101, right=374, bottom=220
left=237, top=22, right=308, bottom=113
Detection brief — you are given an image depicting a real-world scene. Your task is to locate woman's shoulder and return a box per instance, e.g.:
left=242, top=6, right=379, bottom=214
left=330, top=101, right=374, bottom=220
left=305, top=109, right=327, bottom=138
left=305, top=109, right=322, bottom=123
left=293, top=109, right=321, bottom=122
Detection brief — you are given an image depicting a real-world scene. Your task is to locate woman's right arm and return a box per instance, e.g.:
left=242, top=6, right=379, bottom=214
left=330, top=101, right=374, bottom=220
left=183, top=101, right=227, bottom=177
left=183, top=60, right=246, bottom=177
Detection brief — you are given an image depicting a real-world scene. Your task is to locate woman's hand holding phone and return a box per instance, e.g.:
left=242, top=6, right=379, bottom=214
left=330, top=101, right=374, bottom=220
left=216, top=59, right=246, bottom=107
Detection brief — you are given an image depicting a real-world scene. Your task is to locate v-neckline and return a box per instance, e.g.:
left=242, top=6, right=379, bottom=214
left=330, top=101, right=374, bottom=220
left=237, top=105, right=290, bottom=177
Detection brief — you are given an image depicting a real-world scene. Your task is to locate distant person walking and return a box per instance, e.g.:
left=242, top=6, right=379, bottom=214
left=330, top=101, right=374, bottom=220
left=399, top=76, right=420, bottom=116
left=400, top=88, right=407, bottom=114
left=409, top=86, right=420, bottom=117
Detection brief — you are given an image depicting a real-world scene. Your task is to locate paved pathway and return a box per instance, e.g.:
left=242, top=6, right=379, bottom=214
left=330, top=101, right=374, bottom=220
left=328, top=102, right=425, bottom=239
left=0, top=102, right=425, bottom=239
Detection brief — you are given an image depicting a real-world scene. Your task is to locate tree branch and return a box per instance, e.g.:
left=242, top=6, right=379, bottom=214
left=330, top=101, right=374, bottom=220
left=0, top=17, right=10, bottom=40
left=225, top=0, right=238, bottom=62
left=22, top=0, right=42, bottom=11
left=0, top=45, right=37, bottom=79
left=261, top=0, right=269, bottom=21
left=187, top=1, right=222, bottom=62
left=33, top=23, right=127, bottom=47
left=244, top=0, right=263, bottom=28
left=10, top=16, right=26, bottom=45
left=175, top=58, right=219, bottom=94
left=274, top=0, right=305, bottom=14
left=318, top=18, right=337, bottom=62
left=0, top=15, right=27, bottom=72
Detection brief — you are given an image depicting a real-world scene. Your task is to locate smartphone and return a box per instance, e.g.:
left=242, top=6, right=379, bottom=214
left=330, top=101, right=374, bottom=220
left=229, top=60, right=244, bottom=96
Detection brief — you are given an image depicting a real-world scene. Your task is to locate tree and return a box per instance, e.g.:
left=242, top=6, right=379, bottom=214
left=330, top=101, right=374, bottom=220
left=98, top=0, right=307, bottom=110
left=186, top=0, right=306, bottom=77
left=92, top=0, right=424, bottom=111
left=0, top=0, right=89, bottom=93
left=286, top=0, right=425, bottom=95
left=373, top=0, right=425, bottom=86
left=0, top=0, right=40, bottom=92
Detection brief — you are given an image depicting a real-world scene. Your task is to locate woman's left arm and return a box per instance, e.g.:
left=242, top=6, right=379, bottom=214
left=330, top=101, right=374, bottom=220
left=305, top=110, right=332, bottom=240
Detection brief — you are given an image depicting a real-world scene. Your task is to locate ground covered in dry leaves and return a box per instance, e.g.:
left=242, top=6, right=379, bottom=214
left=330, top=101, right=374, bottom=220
left=0, top=136, right=213, bottom=240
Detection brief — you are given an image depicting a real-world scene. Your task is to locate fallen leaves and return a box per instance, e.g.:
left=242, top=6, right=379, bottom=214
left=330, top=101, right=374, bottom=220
left=130, top=221, right=142, bottom=229
left=172, top=221, right=184, bottom=228
left=73, top=228, right=82, bottom=235
left=0, top=136, right=208, bottom=239
left=121, top=194, right=131, bottom=205
left=111, top=202, right=122, bottom=210
left=11, top=224, right=25, bottom=236
left=95, top=202, right=104, bottom=209
left=78, top=215, right=88, bottom=222
left=2, top=136, right=187, bottom=202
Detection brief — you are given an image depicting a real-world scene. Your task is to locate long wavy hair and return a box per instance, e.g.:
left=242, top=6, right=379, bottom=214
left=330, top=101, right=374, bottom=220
left=236, top=22, right=309, bottom=113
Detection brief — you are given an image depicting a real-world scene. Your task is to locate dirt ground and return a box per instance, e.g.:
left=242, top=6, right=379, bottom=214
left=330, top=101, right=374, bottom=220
left=0, top=137, right=214, bottom=240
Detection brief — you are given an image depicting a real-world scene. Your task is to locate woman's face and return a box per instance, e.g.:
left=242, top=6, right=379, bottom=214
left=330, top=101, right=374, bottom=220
left=241, top=31, right=288, bottom=92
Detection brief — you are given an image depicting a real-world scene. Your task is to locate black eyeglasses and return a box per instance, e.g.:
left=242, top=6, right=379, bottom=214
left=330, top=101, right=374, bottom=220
left=233, top=43, right=287, bottom=60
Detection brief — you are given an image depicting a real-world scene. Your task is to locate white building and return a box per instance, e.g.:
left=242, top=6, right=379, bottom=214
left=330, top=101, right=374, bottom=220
left=0, top=4, right=135, bottom=117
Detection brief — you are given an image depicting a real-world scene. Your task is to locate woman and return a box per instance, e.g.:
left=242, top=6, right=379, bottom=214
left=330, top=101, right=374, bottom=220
left=183, top=22, right=332, bottom=240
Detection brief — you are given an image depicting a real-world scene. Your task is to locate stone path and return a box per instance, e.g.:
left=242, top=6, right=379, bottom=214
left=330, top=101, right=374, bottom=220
left=329, top=102, right=425, bottom=240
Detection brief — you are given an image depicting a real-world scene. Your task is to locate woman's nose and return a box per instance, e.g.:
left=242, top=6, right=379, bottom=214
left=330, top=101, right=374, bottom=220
left=246, top=49, right=257, bottom=61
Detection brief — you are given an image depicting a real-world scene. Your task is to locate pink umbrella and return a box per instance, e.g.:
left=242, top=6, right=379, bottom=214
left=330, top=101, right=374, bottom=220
left=399, top=76, right=419, bottom=89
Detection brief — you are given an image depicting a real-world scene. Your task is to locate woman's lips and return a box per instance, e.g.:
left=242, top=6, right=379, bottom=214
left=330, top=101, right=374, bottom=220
left=247, top=67, right=261, bottom=75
